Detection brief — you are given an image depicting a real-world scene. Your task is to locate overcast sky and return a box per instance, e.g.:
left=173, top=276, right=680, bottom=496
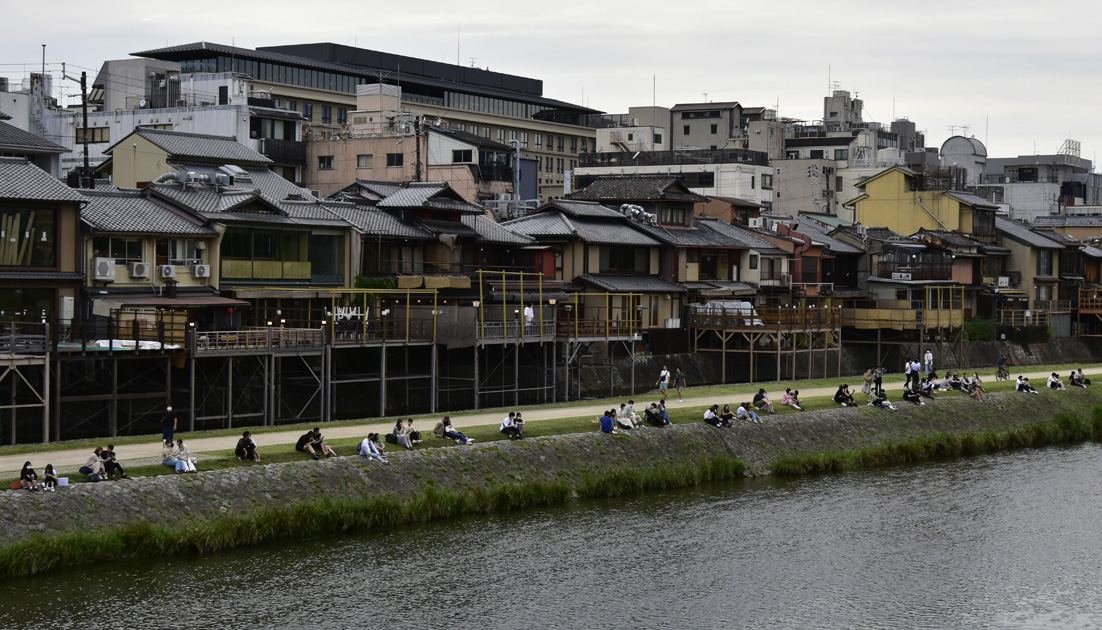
left=5, top=0, right=1101, bottom=163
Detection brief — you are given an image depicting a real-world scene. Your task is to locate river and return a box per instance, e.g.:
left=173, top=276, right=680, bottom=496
left=4, top=444, right=1102, bottom=629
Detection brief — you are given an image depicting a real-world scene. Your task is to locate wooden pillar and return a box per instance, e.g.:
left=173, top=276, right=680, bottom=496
left=226, top=356, right=233, bottom=429
left=109, top=357, right=117, bottom=437
left=380, top=345, right=387, bottom=418
left=188, top=352, right=196, bottom=432
left=473, top=345, right=480, bottom=410
left=430, top=344, right=437, bottom=414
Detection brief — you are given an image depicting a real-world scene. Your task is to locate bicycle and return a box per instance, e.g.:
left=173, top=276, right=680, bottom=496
left=995, top=365, right=1009, bottom=381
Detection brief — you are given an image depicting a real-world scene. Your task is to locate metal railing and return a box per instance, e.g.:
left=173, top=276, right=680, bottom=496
left=193, top=328, right=324, bottom=353
left=1034, top=300, right=1071, bottom=314
left=996, top=310, right=1051, bottom=327
left=690, top=306, right=842, bottom=331
left=479, top=321, right=556, bottom=340
left=0, top=322, right=50, bottom=355
left=556, top=318, right=642, bottom=339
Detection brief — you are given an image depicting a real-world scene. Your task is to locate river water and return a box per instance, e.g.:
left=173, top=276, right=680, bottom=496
left=5, top=444, right=1102, bottom=629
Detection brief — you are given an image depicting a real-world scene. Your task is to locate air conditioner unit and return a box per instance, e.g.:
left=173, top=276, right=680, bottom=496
left=747, top=217, right=764, bottom=228
left=158, top=265, right=176, bottom=279
left=129, top=262, right=150, bottom=278
left=192, top=264, right=211, bottom=278
left=94, top=257, right=116, bottom=282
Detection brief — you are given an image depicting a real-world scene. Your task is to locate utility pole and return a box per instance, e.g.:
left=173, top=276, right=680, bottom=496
left=62, top=63, right=92, bottom=188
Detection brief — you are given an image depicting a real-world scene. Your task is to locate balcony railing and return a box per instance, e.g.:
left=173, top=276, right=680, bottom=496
left=689, top=306, right=842, bottom=331
left=759, top=272, right=790, bottom=287
left=556, top=318, right=642, bottom=339
left=478, top=321, right=556, bottom=340
left=0, top=322, right=50, bottom=355
left=193, top=328, right=323, bottom=353
left=255, top=137, right=307, bottom=164
left=360, top=260, right=542, bottom=277
left=1034, top=300, right=1071, bottom=314
left=877, top=261, right=953, bottom=281
left=996, top=310, right=1050, bottom=327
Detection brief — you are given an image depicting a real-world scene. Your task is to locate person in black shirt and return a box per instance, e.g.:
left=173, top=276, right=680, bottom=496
left=101, top=444, right=129, bottom=480
left=296, top=430, right=320, bottom=459
left=162, top=405, right=178, bottom=443
left=235, top=431, right=260, bottom=462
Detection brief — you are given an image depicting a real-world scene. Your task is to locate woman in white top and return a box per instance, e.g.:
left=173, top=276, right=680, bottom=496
left=1048, top=373, right=1066, bottom=390
left=172, top=439, right=197, bottom=473
left=359, top=433, right=388, bottom=463
left=616, top=403, right=638, bottom=429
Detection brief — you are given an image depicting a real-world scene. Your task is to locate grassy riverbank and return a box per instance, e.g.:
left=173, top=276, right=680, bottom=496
left=0, top=454, right=744, bottom=578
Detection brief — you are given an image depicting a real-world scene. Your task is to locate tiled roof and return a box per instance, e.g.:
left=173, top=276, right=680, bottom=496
left=545, top=199, right=623, bottom=218
left=708, top=195, right=764, bottom=208
left=573, top=218, right=662, bottom=246
left=461, top=215, right=533, bottom=244
left=109, top=128, right=271, bottom=164
left=835, top=225, right=904, bottom=243
left=325, top=204, right=432, bottom=239
left=567, top=175, right=708, bottom=203
left=80, top=190, right=217, bottom=235
left=694, top=217, right=783, bottom=251
left=791, top=218, right=864, bottom=254
left=0, top=122, right=68, bottom=153
left=576, top=274, right=687, bottom=293
left=996, top=217, right=1066, bottom=249
left=0, top=271, right=84, bottom=281
left=1034, top=215, right=1102, bottom=228
left=670, top=101, right=740, bottom=112
left=418, top=218, right=480, bottom=238
left=1081, top=245, right=1102, bottom=259
left=945, top=191, right=998, bottom=209
left=630, top=221, right=734, bottom=248
left=502, top=211, right=574, bottom=239
left=0, top=157, right=85, bottom=203
left=376, top=182, right=485, bottom=214
left=428, top=127, right=513, bottom=151
left=798, top=211, right=850, bottom=228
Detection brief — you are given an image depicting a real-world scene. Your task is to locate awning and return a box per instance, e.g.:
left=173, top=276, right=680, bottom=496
left=93, top=295, right=250, bottom=316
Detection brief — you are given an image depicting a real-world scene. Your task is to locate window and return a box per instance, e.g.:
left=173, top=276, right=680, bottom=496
left=218, top=86, right=229, bottom=105
left=829, top=111, right=838, bottom=117
left=710, top=124, right=718, bottom=134
left=660, top=206, right=689, bottom=226
left=321, top=106, right=332, bottom=124
left=92, top=236, right=141, bottom=266
left=75, top=128, right=110, bottom=143
left=751, top=176, right=755, bottom=189
left=570, top=138, right=577, bottom=154
left=627, top=133, right=634, bottom=141
left=557, top=136, right=564, bottom=152
left=303, top=103, right=314, bottom=121
left=653, top=133, right=662, bottom=144
left=386, top=153, right=404, bottom=167
left=834, top=149, right=849, bottom=160
left=0, top=208, right=55, bottom=267
left=761, top=174, right=773, bottom=189
left=497, top=128, right=505, bottom=142
left=155, top=238, right=202, bottom=266
left=521, top=132, right=528, bottom=149
left=509, top=130, right=517, bottom=142
left=681, top=172, right=715, bottom=188
left=317, top=155, right=334, bottom=170
left=557, top=158, right=563, bottom=174
left=535, top=134, right=542, bottom=149
left=337, top=108, right=348, bottom=125
left=683, top=125, right=690, bottom=136
left=356, top=154, right=373, bottom=169
left=452, top=149, right=473, bottom=163
left=287, top=101, right=297, bottom=112
left=809, top=150, right=824, bottom=159
left=749, top=254, right=758, bottom=270
left=600, top=245, right=647, bottom=273
left=1037, top=250, right=1054, bottom=276
left=581, top=139, right=588, bottom=153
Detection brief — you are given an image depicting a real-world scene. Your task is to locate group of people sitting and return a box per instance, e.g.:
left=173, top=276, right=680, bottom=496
left=18, top=461, right=57, bottom=491
left=79, top=445, right=131, bottom=481
left=162, top=439, right=198, bottom=473
left=295, top=427, right=338, bottom=460
left=599, top=401, right=673, bottom=433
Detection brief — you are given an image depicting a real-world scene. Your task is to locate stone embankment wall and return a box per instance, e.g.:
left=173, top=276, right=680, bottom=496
left=3, top=386, right=1100, bottom=552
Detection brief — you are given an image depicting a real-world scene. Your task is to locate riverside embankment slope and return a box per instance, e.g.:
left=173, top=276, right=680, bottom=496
left=3, top=386, right=1101, bottom=575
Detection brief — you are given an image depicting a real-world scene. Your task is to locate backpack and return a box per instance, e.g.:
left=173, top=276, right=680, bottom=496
left=88, top=473, right=103, bottom=482
left=78, top=465, right=92, bottom=475
left=384, top=433, right=397, bottom=444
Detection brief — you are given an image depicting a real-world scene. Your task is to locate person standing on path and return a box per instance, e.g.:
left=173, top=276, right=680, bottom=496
left=162, top=405, right=178, bottom=444
left=903, top=361, right=913, bottom=389
left=874, top=366, right=885, bottom=395
left=911, top=360, right=922, bottom=388
left=924, top=350, right=934, bottom=376
left=657, top=365, right=671, bottom=403
left=674, top=368, right=687, bottom=402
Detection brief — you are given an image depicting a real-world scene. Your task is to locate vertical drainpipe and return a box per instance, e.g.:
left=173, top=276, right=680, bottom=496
left=509, top=139, right=521, bottom=201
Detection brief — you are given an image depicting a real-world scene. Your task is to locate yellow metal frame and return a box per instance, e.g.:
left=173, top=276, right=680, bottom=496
left=562, top=291, right=644, bottom=339
left=249, top=286, right=439, bottom=342
left=476, top=270, right=546, bottom=340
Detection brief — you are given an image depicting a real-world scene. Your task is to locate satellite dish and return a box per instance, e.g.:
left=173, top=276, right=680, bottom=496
left=139, top=99, right=147, bottom=108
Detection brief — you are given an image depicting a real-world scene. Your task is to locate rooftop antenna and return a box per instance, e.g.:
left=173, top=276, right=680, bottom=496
left=702, top=92, right=708, bottom=102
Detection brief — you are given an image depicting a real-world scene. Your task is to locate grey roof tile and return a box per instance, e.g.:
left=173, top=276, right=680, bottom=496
left=576, top=274, right=686, bottom=293
left=326, top=204, right=432, bottom=238
left=80, top=190, right=217, bottom=235
left=945, top=190, right=999, bottom=209
left=1034, top=215, right=1102, bottom=228
left=461, top=215, right=533, bottom=244
left=502, top=211, right=574, bottom=238
left=546, top=199, right=624, bottom=218
left=567, top=175, right=709, bottom=203
left=790, top=218, right=864, bottom=254
left=630, top=221, right=732, bottom=247
left=0, top=122, right=68, bottom=153
left=996, top=217, right=1066, bottom=249
left=376, top=182, right=485, bottom=214
left=0, top=157, right=85, bottom=203
left=109, top=128, right=271, bottom=164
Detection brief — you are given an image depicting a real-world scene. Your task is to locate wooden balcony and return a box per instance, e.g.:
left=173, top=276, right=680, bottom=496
left=1034, top=299, right=1071, bottom=314
left=690, top=306, right=842, bottom=332
left=996, top=310, right=1050, bottom=327
left=877, top=261, right=953, bottom=281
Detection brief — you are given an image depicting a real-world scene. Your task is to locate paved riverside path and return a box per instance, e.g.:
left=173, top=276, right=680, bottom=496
left=2, top=367, right=1096, bottom=476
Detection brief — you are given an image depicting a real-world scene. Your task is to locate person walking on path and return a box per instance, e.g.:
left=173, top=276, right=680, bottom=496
left=903, top=361, right=914, bottom=390
left=674, top=368, right=687, bottom=402
left=161, top=405, right=178, bottom=444
left=924, top=350, right=934, bottom=376
left=657, top=365, right=671, bottom=403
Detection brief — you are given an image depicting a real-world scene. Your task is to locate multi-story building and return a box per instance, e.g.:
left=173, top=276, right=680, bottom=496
left=669, top=101, right=743, bottom=150
left=133, top=42, right=600, bottom=201
left=594, top=106, right=669, bottom=154
left=977, top=147, right=1102, bottom=223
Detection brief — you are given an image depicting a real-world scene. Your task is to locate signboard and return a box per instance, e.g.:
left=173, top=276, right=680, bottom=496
left=892, top=272, right=912, bottom=281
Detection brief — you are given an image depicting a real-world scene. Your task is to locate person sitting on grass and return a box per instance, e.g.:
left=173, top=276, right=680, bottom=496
left=902, top=387, right=924, bottom=406
left=358, top=433, right=388, bottom=463
left=703, top=404, right=723, bottom=427
left=720, top=404, right=737, bottom=425
left=1070, top=371, right=1085, bottom=388
left=43, top=464, right=57, bottom=491
left=1048, top=372, right=1066, bottom=391
left=616, top=403, right=639, bottom=430
left=162, top=439, right=190, bottom=473
left=869, top=390, right=897, bottom=410
left=599, top=410, right=618, bottom=434
left=296, top=430, right=322, bottom=459
left=781, top=388, right=803, bottom=411
left=1016, top=376, right=1039, bottom=394
left=736, top=402, right=762, bottom=424
left=937, top=374, right=951, bottom=391
left=950, top=373, right=963, bottom=391
left=834, top=384, right=855, bottom=407
left=172, top=439, right=198, bottom=473
left=1078, top=369, right=1091, bottom=386
left=20, top=461, right=40, bottom=490
left=961, top=373, right=973, bottom=392
left=310, top=428, right=337, bottom=457
left=101, top=444, right=129, bottom=480
left=435, top=416, right=474, bottom=445
left=236, top=431, right=261, bottom=462
left=753, top=388, right=775, bottom=414
left=624, top=400, right=641, bottom=423
left=918, top=378, right=936, bottom=399
left=514, top=412, right=525, bottom=437
left=644, top=403, right=667, bottom=427
left=391, top=419, right=416, bottom=451
left=969, top=373, right=988, bottom=401
left=500, top=412, right=522, bottom=440
left=83, top=446, right=109, bottom=480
